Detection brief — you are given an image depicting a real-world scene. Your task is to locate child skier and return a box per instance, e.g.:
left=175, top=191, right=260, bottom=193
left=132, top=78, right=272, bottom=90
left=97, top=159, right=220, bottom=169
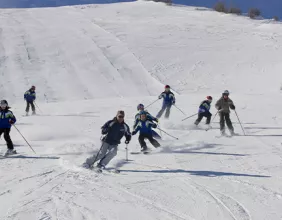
left=24, top=85, right=36, bottom=115
left=156, top=85, right=175, bottom=119
left=0, top=100, right=17, bottom=156
left=83, top=110, right=131, bottom=172
left=134, top=103, right=161, bottom=139
left=194, top=96, right=213, bottom=126
left=215, top=90, right=236, bottom=136
left=132, top=111, right=161, bottom=152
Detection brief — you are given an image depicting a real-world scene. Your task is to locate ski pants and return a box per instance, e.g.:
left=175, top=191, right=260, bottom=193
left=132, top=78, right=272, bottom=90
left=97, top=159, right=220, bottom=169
left=156, top=103, right=172, bottom=119
left=152, top=130, right=161, bottom=139
left=85, top=141, right=118, bottom=167
left=219, top=112, right=234, bottom=132
left=195, top=112, right=212, bottom=125
left=139, top=133, right=160, bottom=149
left=0, top=128, right=14, bottom=150
left=26, top=101, right=35, bottom=113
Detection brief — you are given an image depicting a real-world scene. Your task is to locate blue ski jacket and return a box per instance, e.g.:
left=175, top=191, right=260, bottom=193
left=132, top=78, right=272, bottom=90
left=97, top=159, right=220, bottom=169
left=132, top=120, right=157, bottom=135
left=101, top=118, right=131, bottom=145
left=159, top=91, right=175, bottom=105
left=0, top=108, right=17, bottom=128
left=24, top=89, right=36, bottom=102
left=198, top=100, right=211, bottom=113
left=133, top=110, right=158, bottom=129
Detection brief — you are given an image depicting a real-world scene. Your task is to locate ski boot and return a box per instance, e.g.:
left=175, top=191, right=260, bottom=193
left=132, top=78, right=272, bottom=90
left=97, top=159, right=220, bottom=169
left=4, top=149, right=17, bottom=157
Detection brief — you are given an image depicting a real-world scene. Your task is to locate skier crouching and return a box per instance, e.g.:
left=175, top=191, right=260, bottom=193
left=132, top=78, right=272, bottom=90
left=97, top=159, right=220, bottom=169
left=0, top=100, right=17, bottom=156
left=83, top=110, right=131, bottom=171
left=132, top=111, right=161, bottom=152
left=194, top=96, right=213, bottom=126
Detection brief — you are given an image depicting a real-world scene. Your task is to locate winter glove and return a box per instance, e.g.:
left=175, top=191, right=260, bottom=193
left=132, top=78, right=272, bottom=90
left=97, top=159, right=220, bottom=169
left=131, top=131, right=137, bottom=135
left=155, top=118, right=159, bottom=123
left=125, top=140, right=130, bottom=144
left=172, top=101, right=175, bottom=105
left=9, top=119, right=15, bottom=125
left=101, top=128, right=108, bottom=135
left=152, top=123, right=157, bottom=129
left=230, top=104, right=235, bottom=110
left=158, top=95, right=162, bottom=99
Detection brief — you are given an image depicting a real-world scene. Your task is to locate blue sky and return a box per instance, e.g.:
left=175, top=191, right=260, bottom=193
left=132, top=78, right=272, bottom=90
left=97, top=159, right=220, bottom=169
left=0, top=0, right=281, bottom=19
left=173, top=0, right=282, bottom=19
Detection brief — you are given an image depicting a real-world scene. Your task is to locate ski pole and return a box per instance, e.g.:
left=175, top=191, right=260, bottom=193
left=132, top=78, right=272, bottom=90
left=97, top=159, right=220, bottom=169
left=182, top=113, right=198, bottom=121
left=145, top=99, right=159, bottom=109
left=34, top=102, right=43, bottom=113
left=13, top=125, right=36, bottom=154
left=173, top=105, right=186, bottom=116
left=211, top=111, right=219, bottom=123
left=93, top=142, right=105, bottom=165
left=157, top=128, right=179, bottom=140
left=234, top=110, right=246, bottom=136
left=125, top=144, right=128, bottom=161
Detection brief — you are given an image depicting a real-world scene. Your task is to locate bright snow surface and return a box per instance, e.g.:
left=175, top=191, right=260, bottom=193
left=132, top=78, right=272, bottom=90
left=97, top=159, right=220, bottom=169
left=0, top=1, right=282, bottom=219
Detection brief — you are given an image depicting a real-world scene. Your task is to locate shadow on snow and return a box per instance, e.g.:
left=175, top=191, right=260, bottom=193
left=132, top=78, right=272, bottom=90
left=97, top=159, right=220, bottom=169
left=120, top=169, right=271, bottom=178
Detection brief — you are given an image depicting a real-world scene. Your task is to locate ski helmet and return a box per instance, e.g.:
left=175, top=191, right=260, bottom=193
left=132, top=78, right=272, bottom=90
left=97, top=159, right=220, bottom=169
left=165, top=85, right=170, bottom=89
left=0, top=100, right=8, bottom=108
left=223, top=90, right=229, bottom=95
left=137, top=103, right=145, bottom=111
left=206, top=96, right=213, bottom=100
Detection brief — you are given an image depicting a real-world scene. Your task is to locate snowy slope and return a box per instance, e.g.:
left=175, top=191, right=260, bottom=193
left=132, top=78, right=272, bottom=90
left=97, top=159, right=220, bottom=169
left=1, top=1, right=282, bottom=220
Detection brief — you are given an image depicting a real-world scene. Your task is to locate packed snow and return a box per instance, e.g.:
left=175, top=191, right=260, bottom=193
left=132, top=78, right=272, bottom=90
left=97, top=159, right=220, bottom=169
left=0, top=1, right=282, bottom=220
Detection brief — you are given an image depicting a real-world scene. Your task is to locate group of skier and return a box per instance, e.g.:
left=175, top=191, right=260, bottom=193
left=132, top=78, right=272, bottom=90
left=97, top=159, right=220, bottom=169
left=83, top=86, right=237, bottom=172
left=1, top=84, right=236, bottom=171
left=0, top=86, right=37, bottom=156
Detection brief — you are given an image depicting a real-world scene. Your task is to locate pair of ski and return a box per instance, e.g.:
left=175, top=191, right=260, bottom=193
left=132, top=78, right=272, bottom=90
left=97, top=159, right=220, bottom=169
left=215, top=133, right=239, bottom=138
left=92, top=167, right=121, bottom=174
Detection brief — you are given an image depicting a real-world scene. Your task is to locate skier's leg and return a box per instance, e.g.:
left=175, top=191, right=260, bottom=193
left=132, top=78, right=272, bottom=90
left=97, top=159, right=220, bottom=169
left=31, top=102, right=36, bottom=114
left=206, top=112, right=212, bottom=124
left=99, top=145, right=118, bottom=167
left=156, top=104, right=166, bottom=119
left=26, top=102, right=30, bottom=113
left=148, top=135, right=161, bottom=148
left=164, top=105, right=172, bottom=118
left=138, top=134, right=147, bottom=150
left=194, top=113, right=204, bottom=125
left=3, top=128, right=14, bottom=150
left=225, top=113, right=234, bottom=134
left=219, top=113, right=226, bottom=134
left=85, top=142, right=109, bottom=167
left=0, top=129, right=4, bottom=140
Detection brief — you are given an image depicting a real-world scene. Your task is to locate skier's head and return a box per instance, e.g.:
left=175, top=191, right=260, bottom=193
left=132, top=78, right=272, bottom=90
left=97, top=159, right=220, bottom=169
left=222, top=90, right=229, bottom=99
left=139, top=111, right=147, bottom=121
left=31, top=85, right=36, bottom=91
left=164, top=85, right=170, bottom=92
left=137, top=103, right=144, bottom=111
left=116, top=110, right=125, bottom=123
left=206, top=96, right=213, bottom=103
left=0, top=100, right=8, bottom=110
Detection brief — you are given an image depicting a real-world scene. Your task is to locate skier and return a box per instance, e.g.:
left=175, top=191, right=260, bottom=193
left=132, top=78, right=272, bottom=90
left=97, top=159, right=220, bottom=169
left=134, top=103, right=161, bottom=139
left=156, top=85, right=175, bottom=119
left=132, top=111, right=161, bottom=152
left=24, top=85, right=36, bottom=115
left=194, top=96, right=213, bottom=126
left=215, top=90, right=236, bottom=135
left=83, top=110, right=131, bottom=172
left=0, top=100, right=17, bottom=156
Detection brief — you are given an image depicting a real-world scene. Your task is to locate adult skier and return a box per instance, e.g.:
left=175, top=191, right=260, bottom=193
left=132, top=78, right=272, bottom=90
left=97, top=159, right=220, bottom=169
left=83, top=110, right=131, bottom=172
left=24, top=85, right=36, bottom=115
left=134, top=103, right=161, bottom=139
left=156, top=85, right=175, bottom=119
left=132, top=111, right=161, bottom=152
left=215, top=90, right=236, bottom=135
left=0, top=100, right=17, bottom=156
left=194, top=96, right=213, bottom=126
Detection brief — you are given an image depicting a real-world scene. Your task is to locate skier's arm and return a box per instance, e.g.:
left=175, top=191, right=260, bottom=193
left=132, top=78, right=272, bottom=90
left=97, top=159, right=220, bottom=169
left=8, top=111, right=16, bottom=124
left=171, top=93, right=176, bottom=104
left=149, top=121, right=157, bottom=129
left=124, top=124, right=132, bottom=143
left=158, top=92, right=164, bottom=99
left=101, top=120, right=112, bottom=134
left=132, top=124, right=141, bottom=135
left=229, top=99, right=235, bottom=110
left=215, top=99, right=221, bottom=110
